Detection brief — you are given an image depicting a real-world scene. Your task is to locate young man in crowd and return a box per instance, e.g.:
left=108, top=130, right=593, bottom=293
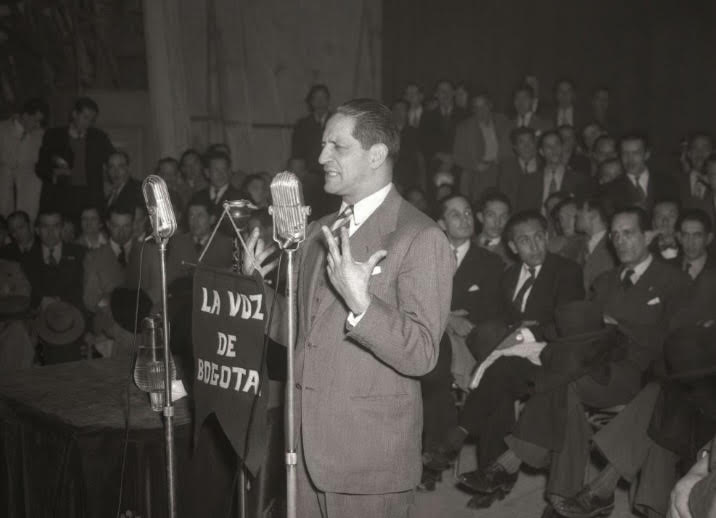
left=475, top=191, right=513, bottom=266
left=575, top=196, right=616, bottom=292
left=0, top=210, right=39, bottom=262
left=104, top=150, right=142, bottom=213
left=498, top=127, right=539, bottom=207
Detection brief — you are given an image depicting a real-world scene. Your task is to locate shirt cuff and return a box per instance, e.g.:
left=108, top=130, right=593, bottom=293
left=346, top=309, right=367, bottom=329
left=519, top=327, right=536, bottom=343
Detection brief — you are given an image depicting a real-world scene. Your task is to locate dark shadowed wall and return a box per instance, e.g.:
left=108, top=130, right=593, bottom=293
left=383, top=0, right=716, bottom=165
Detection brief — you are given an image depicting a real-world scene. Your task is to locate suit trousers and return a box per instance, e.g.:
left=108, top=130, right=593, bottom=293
left=420, top=334, right=457, bottom=453
left=295, top=385, right=415, bottom=518
left=507, top=360, right=643, bottom=498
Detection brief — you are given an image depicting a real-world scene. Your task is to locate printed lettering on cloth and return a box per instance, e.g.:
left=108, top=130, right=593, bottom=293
left=192, top=265, right=268, bottom=476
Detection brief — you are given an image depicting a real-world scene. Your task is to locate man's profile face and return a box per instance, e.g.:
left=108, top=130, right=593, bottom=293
left=582, top=124, right=603, bottom=153
left=107, top=153, right=130, bottom=187
left=687, top=136, right=713, bottom=172
left=8, top=216, right=32, bottom=245
left=206, top=158, right=230, bottom=189
left=509, top=219, right=547, bottom=267
left=575, top=205, right=590, bottom=233
left=38, top=214, right=63, bottom=248
left=652, top=203, right=679, bottom=237
left=679, top=220, right=711, bottom=261
left=71, top=107, right=97, bottom=132
left=439, top=197, right=474, bottom=242
left=108, top=213, right=134, bottom=246
left=158, top=161, right=180, bottom=185
left=610, top=213, right=648, bottom=265
left=620, top=139, right=649, bottom=177
left=514, top=90, right=533, bottom=116
left=478, top=200, right=510, bottom=239
left=319, top=113, right=377, bottom=204
left=514, top=134, right=537, bottom=161
left=81, top=209, right=101, bottom=236
left=540, top=134, right=563, bottom=166
left=557, top=203, right=578, bottom=237
left=555, top=81, right=575, bottom=108
left=188, top=205, right=212, bottom=239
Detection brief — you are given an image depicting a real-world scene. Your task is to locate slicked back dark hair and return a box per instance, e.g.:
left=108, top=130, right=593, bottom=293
left=437, top=193, right=470, bottom=220
left=505, top=210, right=548, bottom=242
left=477, top=190, right=512, bottom=213
left=73, top=97, right=99, bottom=115
left=510, top=126, right=537, bottom=146
left=336, top=98, right=401, bottom=161
left=619, top=131, right=650, bottom=152
left=611, top=206, right=650, bottom=232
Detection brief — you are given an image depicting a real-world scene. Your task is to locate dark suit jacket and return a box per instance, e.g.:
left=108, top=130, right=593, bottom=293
left=291, top=186, right=453, bottom=493
left=590, top=258, right=692, bottom=371
left=0, top=239, right=41, bottom=264
left=106, top=177, right=143, bottom=212
left=419, top=106, right=468, bottom=162
left=454, top=114, right=513, bottom=202
left=498, top=156, right=539, bottom=208
left=500, top=252, right=585, bottom=338
left=514, top=166, right=592, bottom=213
left=23, top=242, right=85, bottom=309
left=452, top=244, right=505, bottom=325
left=36, top=126, right=114, bottom=209
left=394, top=126, right=425, bottom=191
left=603, top=171, right=677, bottom=214
left=577, top=233, right=617, bottom=292
left=291, top=113, right=328, bottom=173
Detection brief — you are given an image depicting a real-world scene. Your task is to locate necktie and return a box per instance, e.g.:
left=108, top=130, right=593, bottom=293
left=621, top=268, right=635, bottom=289
left=548, top=171, right=558, bottom=195
left=117, top=246, right=127, bottom=266
left=452, top=246, right=460, bottom=264
left=632, top=176, right=646, bottom=200
left=683, top=261, right=693, bottom=278
left=107, top=189, right=117, bottom=207
left=47, top=248, right=58, bottom=266
left=330, top=205, right=354, bottom=238
left=513, top=267, right=536, bottom=312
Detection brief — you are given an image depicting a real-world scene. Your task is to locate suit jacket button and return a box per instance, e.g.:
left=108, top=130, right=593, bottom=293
left=295, top=383, right=302, bottom=390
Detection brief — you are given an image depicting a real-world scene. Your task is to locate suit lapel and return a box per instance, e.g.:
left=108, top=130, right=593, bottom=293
left=524, top=254, right=554, bottom=314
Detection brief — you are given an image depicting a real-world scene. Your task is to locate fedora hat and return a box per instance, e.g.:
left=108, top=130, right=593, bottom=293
left=664, top=323, right=716, bottom=381
left=36, top=301, right=85, bottom=346
left=0, top=259, right=31, bottom=318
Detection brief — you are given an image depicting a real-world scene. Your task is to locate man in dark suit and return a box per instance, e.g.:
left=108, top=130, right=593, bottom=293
left=558, top=124, right=591, bottom=175
left=677, top=208, right=716, bottom=281
left=0, top=210, right=39, bottom=262
left=489, top=207, right=692, bottom=517
left=604, top=132, right=677, bottom=214
left=419, top=193, right=504, bottom=490
left=403, top=83, right=424, bottom=129
left=291, top=84, right=331, bottom=174
left=189, top=151, right=241, bottom=235
left=391, top=100, right=426, bottom=192
left=550, top=79, right=582, bottom=129
left=475, top=191, right=513, bottom=267
left=510, top=83, right=552, bottom=135
left=425, top=211, right=584, bottom=481
left=575, top=196, right=617, bottom=292
left=244, top=99, right=454, bottom=517
left=36, top=97, right=113, bottom=218
left=498, top=127, right=539, bottom=209
left=23, top=209, right=85, bottom=309
left=515, top=130, right=592, bottom=213
left=454, top=92, right=513, bottom=204
left=419, top=79, right=468, bottom=165
left=676, top=132, right=713, bottom=216
left=104, top=150, right=142, bottom=214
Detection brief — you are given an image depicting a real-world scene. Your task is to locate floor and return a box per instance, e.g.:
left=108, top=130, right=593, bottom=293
left=412, top=445, right=635, bottom=518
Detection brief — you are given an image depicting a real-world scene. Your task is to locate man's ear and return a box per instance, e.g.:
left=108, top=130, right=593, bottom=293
left=369, top=143, right=389, bottom=169
left=707, top=232, right=714, bottom=247
left=508, top=240, right=518, bottom=255
left=437, top=219, right=447, bottom=232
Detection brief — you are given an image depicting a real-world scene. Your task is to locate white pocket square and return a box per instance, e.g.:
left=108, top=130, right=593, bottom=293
left=647, top=297, right=661, bottom=306
left=468, top=284, right=480, bottom=292
left=371, top=266, right=382, bottom=276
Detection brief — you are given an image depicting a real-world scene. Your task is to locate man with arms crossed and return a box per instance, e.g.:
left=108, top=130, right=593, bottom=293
left=244, top=99, right=454, bottom=517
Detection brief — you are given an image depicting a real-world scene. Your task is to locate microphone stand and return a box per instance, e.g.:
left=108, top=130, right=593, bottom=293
left=157, top=228, right=177, bottom=518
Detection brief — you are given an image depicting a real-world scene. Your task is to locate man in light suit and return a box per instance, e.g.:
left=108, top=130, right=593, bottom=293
left=575, top=196, right=617, bottom=292
left=244, top=99, right=454, bottom=517
left=455, top=92, right=512, bottom=204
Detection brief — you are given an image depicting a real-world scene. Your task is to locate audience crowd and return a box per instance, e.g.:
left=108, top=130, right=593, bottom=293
left=0, top=75, right=715, bottom=517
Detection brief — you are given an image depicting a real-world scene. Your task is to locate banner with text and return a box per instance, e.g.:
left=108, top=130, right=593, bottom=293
left=192, top=265, right=268, bottom=476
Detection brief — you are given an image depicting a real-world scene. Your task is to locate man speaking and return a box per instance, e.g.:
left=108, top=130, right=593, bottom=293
left=244, top=98, right=453, bottom=517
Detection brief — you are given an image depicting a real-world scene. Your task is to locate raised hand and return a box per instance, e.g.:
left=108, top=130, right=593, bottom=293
left=321, top=226, right=387, bottom=316
left=241, top=228, right=279, bottom=278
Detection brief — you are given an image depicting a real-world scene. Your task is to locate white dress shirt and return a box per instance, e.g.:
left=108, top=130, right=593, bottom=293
left=519, top=157, right=538, bottom=174
left=690, top=171, right=707, bottom=199
left=343, top=183, right=393, bottom=326
left=557, top=106, right=574, bottom=126
left=683, top=254, right=707, bottom=280
left=452, top=240, right=471, bottom=269
left=542, top=165, right=566, bottom=203
left=513, top=263, right=543, bottom=313
left=42, top=243, right=62, bottom=265
left=109, top=239, right=132, bottom=262
left=210, top=183, right=229, bottom=203
left=517, top=112, right=533, bottom=128
left=628, top=169, right=650, bottom=195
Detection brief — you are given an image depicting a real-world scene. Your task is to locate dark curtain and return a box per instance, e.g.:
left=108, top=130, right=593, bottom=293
left=383, top=0, right=716, bottom=163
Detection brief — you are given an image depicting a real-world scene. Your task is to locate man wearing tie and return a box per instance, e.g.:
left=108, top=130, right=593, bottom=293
left=552, top=79, right=579, bottom=128
left=244, top=99, right=454, bottom=517
left=189, top=151, right=241, bottom=233
left=677, top=208, right=716, bottom=281
left=511, top=83, right=551, bottom=134
left=104, top=150, right=142, bottom=214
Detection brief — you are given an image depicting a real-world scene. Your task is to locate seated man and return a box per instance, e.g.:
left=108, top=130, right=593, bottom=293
left=0, top=210, right=39, bottom=262
left=23, top=208, right=85, bottom=309
left=649, top=198, right=681, bottom=265
left=677, top=208, right=716, bottom=281
left=474, top=190, right=513, bottom=266
left=463, top=206, right=691, bottom=513
left=104, top=149, right=142, bottom=214
left=575, top=196, right=617, bottom=292
left=498, top=127, right=539, bottom=207
left=76, top=204, right=108, bottom=250
left=420, top=193, right=505, bottom=491
left=425, top=210, right=584, bottom=478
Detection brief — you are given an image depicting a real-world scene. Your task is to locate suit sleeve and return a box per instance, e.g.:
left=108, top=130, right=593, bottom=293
left=347, top=226, right=454, bottom=376
left=557, top=260, right=586, bottom=304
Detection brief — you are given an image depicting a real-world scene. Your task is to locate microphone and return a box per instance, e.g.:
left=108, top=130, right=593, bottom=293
left=269, top=172, right=311, bottom=249
left=142, top=175, right=177, bottom=241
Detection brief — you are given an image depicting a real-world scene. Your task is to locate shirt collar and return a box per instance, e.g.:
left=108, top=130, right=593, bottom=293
left=479, top=233, right=501, bottom=247
left=587, top=230, right=607, bottom=254
left=42, top=243, right=62, bottom=260
left=628, top=168, right=650, bottom=185
left=339, top=183, right=392, bottom=228
left=684, top=254, right=708, bottom=278
left=110, top=239, right=131, bottom=256
left=521, top=262, right=543, bottom=278
left=68, top=124, right=86, bottom=140
left=211, top=183, right=229, bottom=200
left=623, top=253, right=653, bottom=282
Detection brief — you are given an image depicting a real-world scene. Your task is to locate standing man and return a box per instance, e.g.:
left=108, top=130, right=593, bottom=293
left=244, top=99, right=454, bottom=517
left=36, top=97, right=113, bottom=219
left=0, top=98, right=48, bottom=220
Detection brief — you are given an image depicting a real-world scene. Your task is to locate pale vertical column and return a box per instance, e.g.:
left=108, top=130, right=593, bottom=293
left=143, top=0, right=192, bottom=160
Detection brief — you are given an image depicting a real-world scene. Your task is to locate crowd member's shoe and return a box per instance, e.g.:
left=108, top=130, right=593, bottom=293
left=457, top=462, right=518, bottom=495
left=552, top=487, right=615, bottom=518
left=417, top=467, right=442, bottom=492
left=422, top=426, right=467, bottom=471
